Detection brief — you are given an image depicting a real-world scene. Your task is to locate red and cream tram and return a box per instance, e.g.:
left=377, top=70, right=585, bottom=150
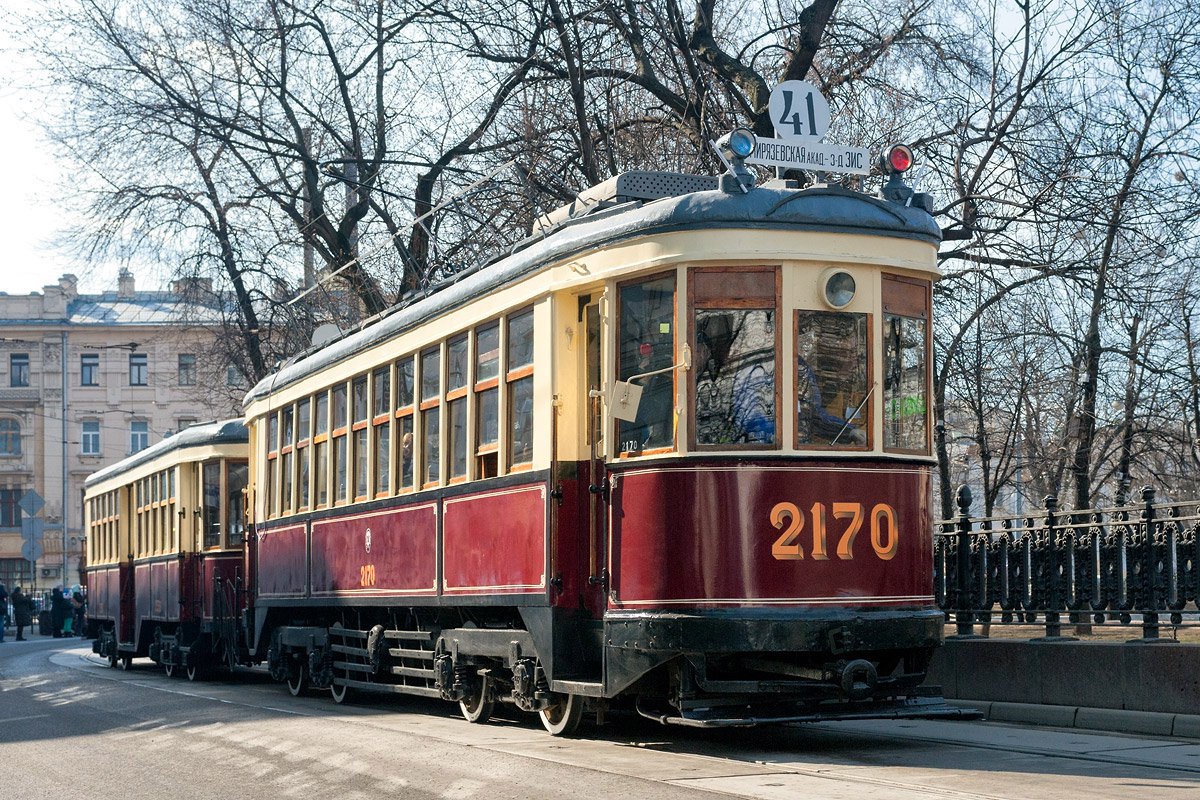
left=84, top=420, right=249, bottom=676
left=240, top=158, right=966, bottom=733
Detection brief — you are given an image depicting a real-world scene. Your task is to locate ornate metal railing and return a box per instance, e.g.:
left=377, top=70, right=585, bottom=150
left=933, top=487, right=1200, bottom=640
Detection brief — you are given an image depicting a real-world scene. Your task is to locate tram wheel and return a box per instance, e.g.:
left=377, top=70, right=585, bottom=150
left=163, top=663, right=176, bottom=678
left=186, top=662, right=205, bottom=682
left=459, top=675, right=494, bottom=724
left=118, top=654, right=133, bottom=671
left=286, top=661, right=309, bottom=697
left=107, top=648, right=118, bottom=669
left=538, top=692, right=584, bottom=736
left=329, top=679, right=353, bottom=705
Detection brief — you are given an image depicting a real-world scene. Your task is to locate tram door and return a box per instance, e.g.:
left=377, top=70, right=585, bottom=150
left=583, top=299, right=607, bottom=611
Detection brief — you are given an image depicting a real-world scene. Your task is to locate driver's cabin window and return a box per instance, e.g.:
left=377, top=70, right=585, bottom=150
left=690, top=267, right=779, bottom=449
left=617, top=274, right=676, bottom=456
left=794, top=311, right=870, bottom=449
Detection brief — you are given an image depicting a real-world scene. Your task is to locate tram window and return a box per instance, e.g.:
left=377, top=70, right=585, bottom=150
left=373, top=367, right=391, bottom=496
left=334, top=435, right=348, bottom=503
left=475, top=322, right=499, bottom=478
left=507, top=309, right=534, bottom=468
left=332, top=382, right=348, bottom=505
left=690, top=267, right=778, bottom=448
left=882, top=274, right=930, bottom=453
left=333, top=383, right=348, bottom=428
left=421, top=347, right=441, bottom=485
left=352, top=375, right=368, bottom=500
left=617, top=275, right=676, bottom=455
left=398, top=415, right=414, bottom=490
left=266, top=413, right=278, bottom=519
left=353, top=375, right=368, bottom=423
left=395, top=356, right=415, bottom=493
left=448, top=335, right=468, bottom=480
left=203, top=461, right=221, bottom=548
left=227, top=461, right=248, bottom=546
left=794, top=311, right=870, bottom=449
left=375, top=419, right=390, bottom=496
left=281, top=405, right=295, bottom=513
left=314, top=392, right=329, bottom=507
left=297, top=398, right=311, bottom=509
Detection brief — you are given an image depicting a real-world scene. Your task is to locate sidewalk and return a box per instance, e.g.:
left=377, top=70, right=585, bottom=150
left=953, top=699, right=1200, bottom=739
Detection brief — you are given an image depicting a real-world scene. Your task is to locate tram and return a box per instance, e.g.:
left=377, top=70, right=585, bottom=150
left=84, top=419, right=249, bottom=676
left=238, top=147, right=967, bottom=733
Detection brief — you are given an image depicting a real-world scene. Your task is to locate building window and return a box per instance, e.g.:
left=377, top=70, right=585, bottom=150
left=130, top=419, right=150, bottom=453
left=0, top=419, right=20, bottom=455
left=178, top=417, right=198, bottom=431
left=9, top=353, right=29, bottom=387
left=129, top=353, right=148, bottom=386
left=81, top=353, right=100, bottom=386
left=178, top=354, right=197, bottom=386
left=0, top=488, right=22, bottom=528
left=81, top=419, right=101, bottom=455
left=226, top=365, right=246, bottom=387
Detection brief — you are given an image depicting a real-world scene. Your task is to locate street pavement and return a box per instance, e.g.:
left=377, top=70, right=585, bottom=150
left=1, top=637, right=1198, bottom=799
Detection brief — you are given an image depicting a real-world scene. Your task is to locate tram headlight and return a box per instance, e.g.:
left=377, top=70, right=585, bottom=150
left=821, top=269, right=857, bottom=308
left=717, top=128, right=757, bottom=160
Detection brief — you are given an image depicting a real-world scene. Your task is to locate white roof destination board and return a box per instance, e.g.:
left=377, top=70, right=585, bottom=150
left=746, top=136, right=871, bottom=176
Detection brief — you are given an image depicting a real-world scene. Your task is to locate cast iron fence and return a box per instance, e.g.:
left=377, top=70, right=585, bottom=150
left=934, top=486, right=1200, bottom=640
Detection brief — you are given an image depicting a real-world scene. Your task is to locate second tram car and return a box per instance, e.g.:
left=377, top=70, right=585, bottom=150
left=234, top=161, right=967, bottom=732
left=84, top=420, right=249, bottom=676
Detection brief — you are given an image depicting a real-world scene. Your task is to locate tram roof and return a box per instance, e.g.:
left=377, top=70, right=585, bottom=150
left=84, top=419, right=248, bottom=490
left=245, top=179, right=940, bottom=408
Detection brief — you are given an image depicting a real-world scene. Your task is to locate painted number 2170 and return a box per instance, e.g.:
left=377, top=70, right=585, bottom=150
left=770, top=502, right=898, bottom=561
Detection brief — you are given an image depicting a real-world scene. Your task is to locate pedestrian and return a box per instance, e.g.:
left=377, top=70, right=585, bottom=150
left=72, top=589, right=86, bottom=638
left=11, top=586, right=32, bottom=641
left=50, top=586, right=68, bottom=638
left=0, top=582, right=8, bottom=643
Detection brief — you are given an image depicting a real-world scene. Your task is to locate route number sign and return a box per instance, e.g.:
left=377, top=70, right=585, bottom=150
left=769, top=81, right=830, bottom=140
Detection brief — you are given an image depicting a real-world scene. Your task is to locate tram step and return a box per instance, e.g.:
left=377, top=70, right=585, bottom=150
left=330, top=643, right=368, bottom=656
left=384, top=629, right=435, bottom=641
left=332, top=660, right=375, bottom=674
left=335, top=677, right=442, bottom=698
left=388, top=647, right=434, bottom=660
left=330, top=628, right=369, bottom=640
left=550, top=679, right=605, bottom=697
left=390, top=665, right=435, bottom=680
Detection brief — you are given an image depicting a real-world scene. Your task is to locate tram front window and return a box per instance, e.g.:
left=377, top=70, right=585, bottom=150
left=617, top=275, right=676, bottom=455
left=795, top=311, right=869, bottom=448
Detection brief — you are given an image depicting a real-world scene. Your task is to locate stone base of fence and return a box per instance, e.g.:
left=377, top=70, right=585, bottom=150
left=928, top=638, right=1200, bottom=715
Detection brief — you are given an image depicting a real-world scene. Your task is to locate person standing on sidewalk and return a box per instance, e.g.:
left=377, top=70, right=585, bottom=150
left=0, top=583, right=8, bottom=643
left=10, top=587, right=32, bottom=640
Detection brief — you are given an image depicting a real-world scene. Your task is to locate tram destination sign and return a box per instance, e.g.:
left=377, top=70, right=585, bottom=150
left=746, top=136, right=871, bottom=176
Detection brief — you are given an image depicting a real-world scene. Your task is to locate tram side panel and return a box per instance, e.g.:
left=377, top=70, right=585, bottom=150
left=442, top=484, right=547, bottom=596
left=608, top=461, right=934, bottom=609
left=309, top=504, right=437, bottom=597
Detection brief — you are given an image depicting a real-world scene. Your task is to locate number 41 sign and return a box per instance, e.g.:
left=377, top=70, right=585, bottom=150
left=769, top=80, right=830, bottom=139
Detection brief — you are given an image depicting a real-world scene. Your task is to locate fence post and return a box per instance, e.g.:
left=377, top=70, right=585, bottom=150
left=1140, top=486, right=1160, bottom=641
left=1042, top=495, right=1065, bottom=639
left=953, top=484, right=976, bottom=638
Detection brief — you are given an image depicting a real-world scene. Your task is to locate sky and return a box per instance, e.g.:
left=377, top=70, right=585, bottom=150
left=0, top=1, right=122, bottom=297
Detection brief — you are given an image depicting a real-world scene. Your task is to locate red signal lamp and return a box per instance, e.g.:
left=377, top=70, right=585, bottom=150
left=882, top=144, right=914, bottom=174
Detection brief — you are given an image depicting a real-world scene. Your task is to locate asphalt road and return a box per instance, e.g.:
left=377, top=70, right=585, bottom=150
left=1, top=637, right=1198, bottom=800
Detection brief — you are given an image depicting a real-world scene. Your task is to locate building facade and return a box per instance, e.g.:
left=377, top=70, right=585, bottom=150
left=0, top=271, right=242, bottom=592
